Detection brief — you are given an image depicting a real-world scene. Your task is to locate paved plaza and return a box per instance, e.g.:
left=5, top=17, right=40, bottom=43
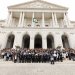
left=0, top=60, right=75, bottom=75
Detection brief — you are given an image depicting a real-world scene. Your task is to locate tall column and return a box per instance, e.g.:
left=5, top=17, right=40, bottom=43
left=66, top=13, right=70, bottom=25
left=24, top=18, right=26, bottom=27
left=64, top=13, right=67, bottom=26
left=32, top=12, right=34, bottom=27
left=8, top=12, right=12, bottom=27
left=54, top=13, right=59, bottom=27
left=42, top=36, right=47, bottom=49
left=54, top=34, right=63, bottom=48
left=21, top=12, right=25, bottom=27
left=52, top=13, right=59, bottom=28
left=64, top=12, right=70, bottom=27
left=65, top=13, right=71, bottom=26
left=18, top=12, right=23, bottom=27
left=52, top=13, right=55, bottom=27
left=13, top=33, right=23, bottom=49
left=30, top=36, right=34, bottom=49
left=6, top=12, right=10, bottom=26
left=42, top=12, right=45, bottom=27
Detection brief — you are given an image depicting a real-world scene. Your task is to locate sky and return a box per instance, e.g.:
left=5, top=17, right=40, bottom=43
left=0, top=0, right=75, bottom=21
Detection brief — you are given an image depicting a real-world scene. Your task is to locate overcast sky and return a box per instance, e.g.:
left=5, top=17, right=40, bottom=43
left=0, top=0, right=75, bottom=21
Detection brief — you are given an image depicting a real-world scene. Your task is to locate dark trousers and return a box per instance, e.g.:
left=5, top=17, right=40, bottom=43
left=14, top=59, right=17, bottom=63
left=51, top=60, right=54, bottom=64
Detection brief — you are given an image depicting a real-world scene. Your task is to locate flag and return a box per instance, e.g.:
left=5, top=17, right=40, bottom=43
left=33, top=18, right=38, bottom=23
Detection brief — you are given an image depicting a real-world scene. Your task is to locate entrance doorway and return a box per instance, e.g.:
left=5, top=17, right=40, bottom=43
left=34, top=34, right=42, bottom=48
left=47, top=35, right=54, bottom=48
left=62, top=35, right=70, bottom=48
left=22, top=34, right=30, bottom=48
left=6, top=34, right=15, bottom=48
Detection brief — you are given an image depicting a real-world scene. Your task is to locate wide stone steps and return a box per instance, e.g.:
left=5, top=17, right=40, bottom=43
left=0, top=59, right=75, bottom=75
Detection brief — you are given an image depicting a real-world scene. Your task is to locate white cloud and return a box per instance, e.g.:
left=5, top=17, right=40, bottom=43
left=0, top=0, right=75, bottom=21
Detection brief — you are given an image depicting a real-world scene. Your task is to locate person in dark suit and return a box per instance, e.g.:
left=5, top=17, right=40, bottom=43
left=50, top=55, right=54, bottom=64
left=68, top=51, right=71, bottom=60
left=13, top=52, right=17, bottom=63
left=23, top=51, right=26, bottom=63
left=31, top=51, right=35, bottom=63
left=59, top=52, right=63, bottom=62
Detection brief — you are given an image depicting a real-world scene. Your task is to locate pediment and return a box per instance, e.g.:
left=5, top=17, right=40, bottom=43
left=8, top=0, right=68, bottom=10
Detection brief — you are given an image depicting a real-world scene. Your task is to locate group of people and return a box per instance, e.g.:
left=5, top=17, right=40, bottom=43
left=0, top=48, right=75, bottom=64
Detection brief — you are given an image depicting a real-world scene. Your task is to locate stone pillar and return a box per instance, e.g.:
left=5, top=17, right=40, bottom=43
left=52, top=13, right=55, bottom=27
left=64, top=12, right=70, bottom=27
left=65, top=13, right=71, bottom=26
left=42, top=36, right=47, bottom=49
left=42, top=12, right=45, bottom=27
left=32, top=12, right=34, bottom=27
left=54, top=13, right=59, bottom=27
left=0, top=33, right=2, bottom=50
left=13, top=33, right=23, bottom=49
left=1, top=33, right=8, bottom=49
left=18, top=12, right=23, bottom=27
left=52, top=13, right=59, bottom=28
left=24, top=18, right=26, bottom=27
left=30, top=36, right=34, bottom=49
left=54, top=34, right=63, bottom=48
left=68, top=34, right=75, bottom=49
left=21, top=12, right=25, bottom=27
left=64, top=13, right=67, bottom=26
left=8, top=12, right=12, bottom=27
left=6, top=12, right=10, bottom=25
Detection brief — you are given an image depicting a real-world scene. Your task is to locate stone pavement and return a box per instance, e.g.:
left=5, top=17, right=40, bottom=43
left=0, top=59, right=75, bottom=75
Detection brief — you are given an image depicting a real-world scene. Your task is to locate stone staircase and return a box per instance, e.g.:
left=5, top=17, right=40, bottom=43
left=0, top=59, right=75, bottom=75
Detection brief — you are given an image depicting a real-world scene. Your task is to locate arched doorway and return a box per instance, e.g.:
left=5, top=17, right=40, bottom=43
left=34, top=34, right=42, bottom=48
left=6, top=34, right=15, bottom=48
left=22, top=34, right=30, bottom=48
left=47, top=34, right=54, bottom=48
left=62, top=35, right=70, bottom=48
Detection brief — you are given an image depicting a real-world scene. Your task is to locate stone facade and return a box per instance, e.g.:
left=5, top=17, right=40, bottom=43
left=0, top=0, right=75, bottom=49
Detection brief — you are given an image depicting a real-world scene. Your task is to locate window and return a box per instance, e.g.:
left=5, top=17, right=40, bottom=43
left=28, top=24, right=31, bottom=27
left=45, top=25, right=49, bottom=27
left=36, top=25, right=40, bottom=27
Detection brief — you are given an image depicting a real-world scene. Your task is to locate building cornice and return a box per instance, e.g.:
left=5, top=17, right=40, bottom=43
left=8, top=0, right=68, bottom=10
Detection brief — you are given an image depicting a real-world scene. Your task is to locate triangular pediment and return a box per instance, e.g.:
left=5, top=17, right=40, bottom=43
left=8, top=0, right=68, bottom=10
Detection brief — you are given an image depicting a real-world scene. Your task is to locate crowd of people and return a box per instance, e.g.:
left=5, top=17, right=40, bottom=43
left=0, top=48, right=75, bottom=64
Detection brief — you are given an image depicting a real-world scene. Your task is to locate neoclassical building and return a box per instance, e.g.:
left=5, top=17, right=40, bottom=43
left=0, top=0, right=75, bottom=49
